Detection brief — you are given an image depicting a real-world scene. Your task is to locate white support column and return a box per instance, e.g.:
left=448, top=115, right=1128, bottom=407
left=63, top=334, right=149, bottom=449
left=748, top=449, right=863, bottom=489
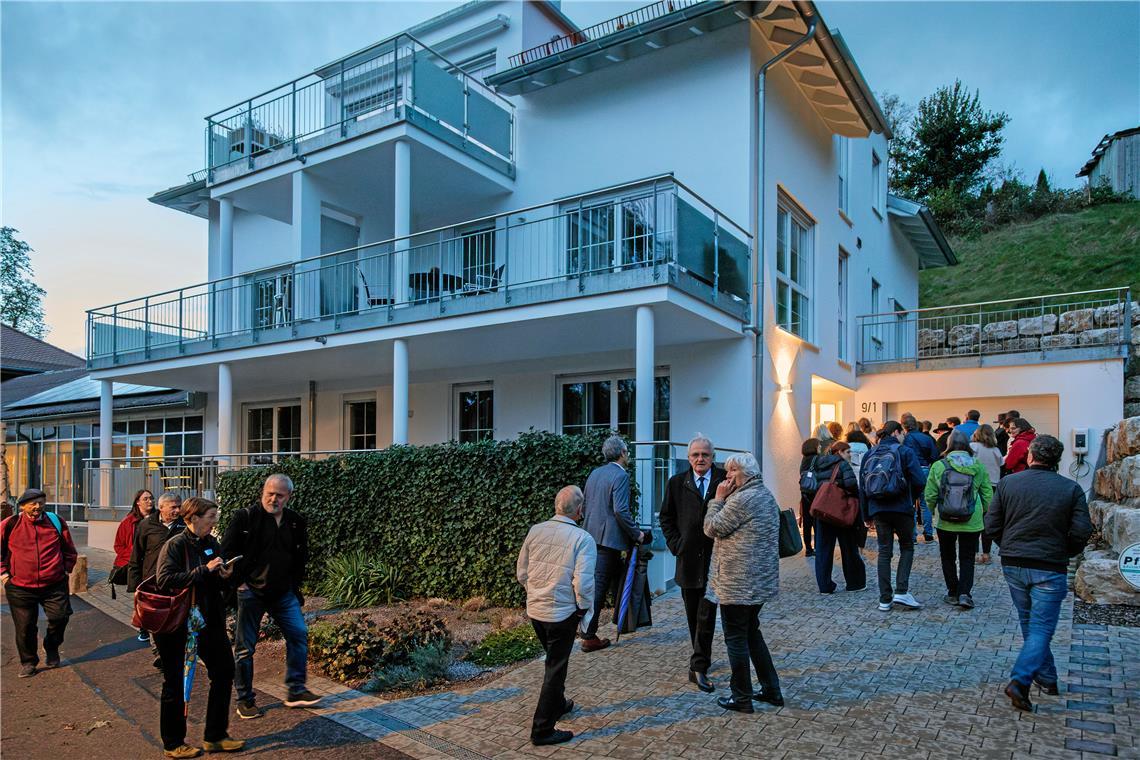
left=393, top=140, right=411, bottom=305
left=217, top=363, right=233, bottom=467
left=392, top=338, right=409, bottom=445
left=292, top=171, right=323, bottom=320
left=635, top=305, right=667, bottom=590
left=99, top=380, right=114, bottom=507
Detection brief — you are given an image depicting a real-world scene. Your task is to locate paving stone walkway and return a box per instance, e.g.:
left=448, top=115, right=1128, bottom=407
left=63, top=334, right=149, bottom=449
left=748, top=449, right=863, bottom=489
left=77, top=537, right=1138, bottom=759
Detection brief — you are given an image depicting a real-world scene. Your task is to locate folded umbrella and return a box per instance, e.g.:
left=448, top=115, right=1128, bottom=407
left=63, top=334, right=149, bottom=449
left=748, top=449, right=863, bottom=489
left=183, top=605, right=205, bottom=717
left=615, top=545, right=638, bottom=643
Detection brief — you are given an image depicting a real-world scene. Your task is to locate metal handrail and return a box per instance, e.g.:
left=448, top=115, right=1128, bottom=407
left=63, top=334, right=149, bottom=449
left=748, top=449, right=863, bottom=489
left=857, top=287, right=1129, bottom=319
left=82, top=450, right=368, bottom=464
left=85, top=174, right=749, bottom=314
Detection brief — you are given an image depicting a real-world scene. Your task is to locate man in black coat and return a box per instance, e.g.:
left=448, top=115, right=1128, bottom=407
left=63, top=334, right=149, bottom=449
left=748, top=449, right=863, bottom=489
left=127, top=493, right=184, bottom=592
left=659, top=435, right=725, bottom=693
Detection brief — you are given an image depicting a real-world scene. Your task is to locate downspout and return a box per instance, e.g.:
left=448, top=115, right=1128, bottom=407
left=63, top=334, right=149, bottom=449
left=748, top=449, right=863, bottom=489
left=308, top=380, right=317, bottom=452
left=747, top=10, right=818, bottom=465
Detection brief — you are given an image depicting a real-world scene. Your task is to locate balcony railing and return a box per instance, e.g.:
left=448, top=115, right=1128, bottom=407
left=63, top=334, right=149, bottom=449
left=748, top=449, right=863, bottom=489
left=205, top=34, right=514, bottom=176
left=856, top=288, right=1133, bottom=369
left=86, top=176, right=750, bottom=365
left=508, top=0, right=704, bottom=67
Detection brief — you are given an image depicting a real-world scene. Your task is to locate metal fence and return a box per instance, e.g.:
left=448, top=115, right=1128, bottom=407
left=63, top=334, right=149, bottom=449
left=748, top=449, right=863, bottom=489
left=205, top=33, right=514, bottom=174
left=86, top=175, right=750, bottom=363
left=508, top=0, right=704, bottom=67
left=856, top=287, right=1133, bottom=367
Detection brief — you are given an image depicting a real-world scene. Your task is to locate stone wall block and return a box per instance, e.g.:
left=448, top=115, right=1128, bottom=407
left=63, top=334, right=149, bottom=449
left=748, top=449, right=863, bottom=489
left=1120, top=455, right=1140, bottom=498
left=1127, top=402, right=1140, bottom=420
left=1074, top=549, right=1140, bottom=605
left=1061, top=308, right=1095, bottom=333
left=1126, top=376, right=1140, bottom=403
left=917, top=328, right=945, bottom=349
left=1111, top=506, right=1140, bottom=555
left=948, top=323, right=980, bottom=347
left=1088, top=500, right=1117, bottom=532
left=983, top=320, right=1018, bottom=340
left=1095, top=461, right=1121, bottom=500
left=1094, top=302, right=1139, bottom=327
left=1079, top=328, right=1119, bottom=346
left=1017, top=314, right=1058, bottom=336
left=1041, top=333, right=1079, bottom=349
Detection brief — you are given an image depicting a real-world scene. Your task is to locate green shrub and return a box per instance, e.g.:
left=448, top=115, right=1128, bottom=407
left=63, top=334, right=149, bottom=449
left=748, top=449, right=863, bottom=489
left=465, top=624, right=544, bottom=667
left=376, top=610, right=451, bottom=666
left=216, top=430, right=635, bottom=605
left=316, top=550, right=402, bottom=608
left=367, top=641, right=452, bottom=692
left=309, top=614, right=385, bottom=682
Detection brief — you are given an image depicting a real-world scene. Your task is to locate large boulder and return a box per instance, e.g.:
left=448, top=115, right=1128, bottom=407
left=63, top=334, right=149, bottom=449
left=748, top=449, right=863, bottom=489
left=1074, top=549, right=1140, bottom=606
left=1017, top=314, right=1058, bottom=336
left=1042, top=333, right=1079, bottom=349
left=1107, top=417, right=1140, bottom=462
left=982, top=320, right=1018, bottom=341
left=948, top=323, right=980, bottom=347
left=1080, top=328, right=1120, bottom=346
left=1098, top=455, right=1140, bottom=500
left=918, top=328, right=945, bottom=350
left=1127, top=402, right=1140, bottom=420
left=1061, top=308, right=1095, bottom=333
left=1088, top=499, right=1118, bottom=532
left=1110, top=506, right=1140, bottom=556
left=1126, top=376, right=1140, bottom=403
left=1095, top=302, right=1140, bottom=328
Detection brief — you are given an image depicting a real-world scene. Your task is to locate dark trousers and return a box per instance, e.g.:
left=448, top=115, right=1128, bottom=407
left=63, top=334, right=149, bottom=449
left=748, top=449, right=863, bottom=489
left=584, top=546, right=623, bottom=639
left=937, top=529, right=980, bottom=597
left=982, top=533, right=993, bottom=554
left=155, top=620, right=234, bottom=750
left=800, top=497, right=814, bottom=553
left=4, top=580, right=71, bottom=665
left=680, top=587, right=717, bottom=673
left=813, top=519, right=867, bottom=593
left=874, top=512, right=915, bottom=604
left=234, top=588, right=308, bottom=703
left=530, top=613, right=578, bottom=739
left=719, top=604, right=780, bottom=702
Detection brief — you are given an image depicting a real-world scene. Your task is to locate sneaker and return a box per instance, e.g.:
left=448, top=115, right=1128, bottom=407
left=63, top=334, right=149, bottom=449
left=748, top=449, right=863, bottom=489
left=153, top=655, right=164, bottom=670
left=284, top=688, right=321, bottom=708
left=923, top=534, right=936, bottom=543
left=18, top=664, right=36, bottom=678
left=804, top=551, right=815, bottom=558
left=846, top=585, right=867, bottom=592
left=137, top=631, right=151, bottom=643
left=892, top=593, right=922, bottom=609
left=43, top=650, right=60, bottom=669
left=958, top=594, right=975, bottom=609
left=164, top=746, right=203, bottom=759
left=202, top=736, right=245, bottom=753
left=943, top=594, right=960, bottom=606
left=877, top=601, right=892, bottom=612
left=580, top=637, right=611, bottom=653
left=235, top=700, right=263, bottom=720
left=532, top=729, right=574, bottom=746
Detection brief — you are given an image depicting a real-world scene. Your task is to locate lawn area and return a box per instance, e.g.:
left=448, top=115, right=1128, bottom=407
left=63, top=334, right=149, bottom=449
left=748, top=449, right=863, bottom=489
left=919, top=202, right=1140, bottom=308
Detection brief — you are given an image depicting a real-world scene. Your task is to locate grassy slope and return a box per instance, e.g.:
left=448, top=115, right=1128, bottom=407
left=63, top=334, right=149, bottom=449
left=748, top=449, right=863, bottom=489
left=919, top=203, right=1140, bottom=308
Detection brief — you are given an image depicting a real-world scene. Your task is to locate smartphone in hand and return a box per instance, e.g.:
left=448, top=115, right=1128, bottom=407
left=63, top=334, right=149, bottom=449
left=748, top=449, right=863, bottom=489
left=223, top=555, right=244, bottom=568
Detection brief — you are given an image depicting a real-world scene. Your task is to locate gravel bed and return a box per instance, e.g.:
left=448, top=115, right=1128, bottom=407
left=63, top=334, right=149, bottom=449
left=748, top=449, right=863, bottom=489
left=1073, top=600, right=1140, bottom=628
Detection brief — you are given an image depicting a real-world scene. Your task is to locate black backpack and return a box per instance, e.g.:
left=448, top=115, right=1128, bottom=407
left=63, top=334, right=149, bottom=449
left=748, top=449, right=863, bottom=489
left=938, top=465, right=976, bottom=522
left=798, top=456, right=819, bottom=499
left=861, top=446, right=907, bottom=499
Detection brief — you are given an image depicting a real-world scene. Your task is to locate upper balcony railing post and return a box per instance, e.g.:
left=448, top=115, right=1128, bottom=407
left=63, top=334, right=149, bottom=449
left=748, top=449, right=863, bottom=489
left=144, top=297, right=151, bottom=359
left=244, top=101, right=254, bottom=169
left=339, top=61, right=347, bottom=137
left=111, top=304, right=119, bottom=363
left=291, top=81, right=298, bottom=154
left=178, top=290, right=185, bottom=353
left=712, top=210, right=720, bottom=300
left=503, top=219, right=511, bottom=303
left=651, top=183, right=660, bottom=281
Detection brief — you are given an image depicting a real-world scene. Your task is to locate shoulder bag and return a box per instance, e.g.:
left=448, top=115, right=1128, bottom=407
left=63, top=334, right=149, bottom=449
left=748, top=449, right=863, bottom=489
left=810, top=465, right=860, bottom=527
left=778, top=509, right=803, bottom=558
left=132, top=545, right=195, bottom=634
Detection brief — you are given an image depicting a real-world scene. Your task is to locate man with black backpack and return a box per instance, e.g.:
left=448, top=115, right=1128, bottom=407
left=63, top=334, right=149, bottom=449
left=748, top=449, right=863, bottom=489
left=859, top=421, right=929, bottom=612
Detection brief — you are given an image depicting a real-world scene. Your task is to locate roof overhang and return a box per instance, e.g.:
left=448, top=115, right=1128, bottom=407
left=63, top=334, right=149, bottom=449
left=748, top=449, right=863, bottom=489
left=887, top=194, right=957, bottom=270
left=149, top=176, right=210, bottom=218
left=1077, top=125, right=1140, bottom=178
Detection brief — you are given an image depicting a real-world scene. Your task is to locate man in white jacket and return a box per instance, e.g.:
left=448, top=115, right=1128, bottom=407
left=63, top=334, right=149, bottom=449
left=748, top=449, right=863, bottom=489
left=517, top=485, right=597, bottom=746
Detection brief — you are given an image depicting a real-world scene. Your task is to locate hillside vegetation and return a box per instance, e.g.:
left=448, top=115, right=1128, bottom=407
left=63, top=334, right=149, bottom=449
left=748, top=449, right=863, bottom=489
left=919, top=203, right=1140, bottom=308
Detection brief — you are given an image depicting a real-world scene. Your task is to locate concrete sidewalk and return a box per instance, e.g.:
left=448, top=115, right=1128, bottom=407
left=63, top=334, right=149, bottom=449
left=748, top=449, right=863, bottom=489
left=75, top=536, right=1138, bottom=759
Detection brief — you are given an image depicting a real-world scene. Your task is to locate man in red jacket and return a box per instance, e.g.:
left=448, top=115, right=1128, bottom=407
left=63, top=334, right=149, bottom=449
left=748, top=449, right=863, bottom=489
left=1, top=488, right=78, bottom=678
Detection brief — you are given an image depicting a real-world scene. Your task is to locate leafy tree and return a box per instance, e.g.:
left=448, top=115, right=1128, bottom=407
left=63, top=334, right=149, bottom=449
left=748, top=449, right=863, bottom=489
left=0, top=227, right=48, bottom=338
left=876, top=91, right=913, bottom=192
left=892, top=80, right=1010, bottom=204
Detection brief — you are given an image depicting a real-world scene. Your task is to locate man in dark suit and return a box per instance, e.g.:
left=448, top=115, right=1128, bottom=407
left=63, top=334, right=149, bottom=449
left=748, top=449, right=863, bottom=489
left=659, top=435, right=725, bottom=693
left=580, top=435, right=645, bottom=652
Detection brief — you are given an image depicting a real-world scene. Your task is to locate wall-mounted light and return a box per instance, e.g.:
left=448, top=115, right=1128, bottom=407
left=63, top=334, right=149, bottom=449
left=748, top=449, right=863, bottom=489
left=314, top=336, right=327, bottom=345
left=698, top=389, right=711, bottom=402
left=778, top=383, right=794, bottom=394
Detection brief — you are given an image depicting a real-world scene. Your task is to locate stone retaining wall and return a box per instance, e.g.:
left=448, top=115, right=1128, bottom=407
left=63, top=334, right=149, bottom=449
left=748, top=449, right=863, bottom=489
left=1074, top=416, right=1140, bottom=605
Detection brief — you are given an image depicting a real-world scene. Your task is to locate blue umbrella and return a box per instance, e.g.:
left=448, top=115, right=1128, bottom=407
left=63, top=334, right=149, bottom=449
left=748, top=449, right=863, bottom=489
left=183, top=605, right=205, bottom=716
left=615, top=545, right=638, bottom=643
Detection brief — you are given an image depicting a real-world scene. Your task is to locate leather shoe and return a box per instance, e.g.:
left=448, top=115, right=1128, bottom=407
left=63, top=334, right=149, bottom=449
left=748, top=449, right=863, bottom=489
left=532, top=729, right=573, bottom=746
left=716, top=696, right=754, bottom=713
left=752, top=688, right=785, bottom=707
left=580, top=637, right=610, bottom=653
left=689, top=670, right=715, bottom=693
left=1034, top=679, right=1060, bottom=696
left=1005, top=680, right=1033, bottom=712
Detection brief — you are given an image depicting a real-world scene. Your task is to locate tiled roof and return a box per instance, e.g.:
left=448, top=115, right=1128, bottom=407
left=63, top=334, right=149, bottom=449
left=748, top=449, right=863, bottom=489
left=1, top=325, right=84, bottom=375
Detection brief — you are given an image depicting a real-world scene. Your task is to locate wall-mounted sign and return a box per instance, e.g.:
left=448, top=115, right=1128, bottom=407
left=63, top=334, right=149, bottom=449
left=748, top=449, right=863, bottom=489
left=1120, top=543, right=1140, bottom=591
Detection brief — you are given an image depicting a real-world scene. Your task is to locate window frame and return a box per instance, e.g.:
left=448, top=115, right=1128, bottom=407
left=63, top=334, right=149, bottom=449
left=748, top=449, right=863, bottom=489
left=243, top=401, right=302, bottom=460
left=838, top=249, right=849, bottom=362
left=774, top=194, right=815, bottom=341
left=453, top=383, right=495, bottom=443
left=343, top=396, right=378, bottom=451
left=871, top=149, right=884, bottom=217
left=556, top=369, right=670, bottom=441
left=837, top=137, right=850, bottom=216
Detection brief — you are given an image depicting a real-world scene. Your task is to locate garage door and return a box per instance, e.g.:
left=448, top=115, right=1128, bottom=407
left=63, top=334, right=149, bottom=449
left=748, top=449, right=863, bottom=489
left=886, top=395, right=1059, bottom=437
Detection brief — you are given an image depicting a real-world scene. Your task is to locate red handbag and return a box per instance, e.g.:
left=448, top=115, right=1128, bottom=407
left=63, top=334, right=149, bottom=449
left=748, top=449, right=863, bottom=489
left=132, top=546, right=195, bottom=634
left=810, top=465, right=860, bottom=527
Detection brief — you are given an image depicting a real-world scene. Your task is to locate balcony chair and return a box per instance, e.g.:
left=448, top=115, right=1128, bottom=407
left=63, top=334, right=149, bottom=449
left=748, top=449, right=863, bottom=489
left=357, top=268, right=392, bottom=308
left=461, top=264, right=505, bottom=296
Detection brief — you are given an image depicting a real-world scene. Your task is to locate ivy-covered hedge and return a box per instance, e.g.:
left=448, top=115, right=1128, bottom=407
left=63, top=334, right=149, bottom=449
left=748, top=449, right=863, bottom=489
left=216, top=430, right=632, bottom=606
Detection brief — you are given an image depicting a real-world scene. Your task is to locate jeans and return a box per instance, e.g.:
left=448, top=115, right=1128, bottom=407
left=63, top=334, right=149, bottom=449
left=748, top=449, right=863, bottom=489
left=937, top=529, right=980, bottom=596
left=155, top=617, right=233, bottom=750
left=915, top=467, right=933, bottom=538
left=3, top=580, right=71, bottom=666
left=680, top=587, right=717, bottom=673
left=814, top=519, right=867, bottom=593
left=1002, top=566, right=1067, bottom=687
left=234, top=588, right=308, bottom=703
left=584, top=546, right=623, bottom=639
left=719, top=604, right=780, bottom=701
left=530, top=613, right=579, bottom=739
left=874, top=512, right=915, bottom=604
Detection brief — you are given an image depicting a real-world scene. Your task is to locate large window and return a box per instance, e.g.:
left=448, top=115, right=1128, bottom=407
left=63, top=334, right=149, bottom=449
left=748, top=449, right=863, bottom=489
left=566, top=191, right=665, bottom=275
left=838, top=250, right=849, bottom=361
left=245, top=403, right=301, bottom=460
left=837, top=137, right=850, bottom=215
left=345, top=399, right=377, bottom=450
left=560, top=373, right=669, bottom=441
left=455, top=384, right=494, bottom=443
left=775, top=199, right=814, bottom=339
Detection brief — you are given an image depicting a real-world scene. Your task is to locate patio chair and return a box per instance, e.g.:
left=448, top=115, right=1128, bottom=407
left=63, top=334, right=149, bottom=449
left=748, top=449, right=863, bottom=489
left=358, top=267, right=392, bottom=307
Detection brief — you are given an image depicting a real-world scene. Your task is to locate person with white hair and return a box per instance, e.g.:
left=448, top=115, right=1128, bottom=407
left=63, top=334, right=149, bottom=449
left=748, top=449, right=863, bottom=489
left=703, top=452, right=783, bottom=713
left=517, top=486, right=596, bottom=746
left=221, top=472, right=320, bottom=718
left=659, top=434, right=726, bottom=693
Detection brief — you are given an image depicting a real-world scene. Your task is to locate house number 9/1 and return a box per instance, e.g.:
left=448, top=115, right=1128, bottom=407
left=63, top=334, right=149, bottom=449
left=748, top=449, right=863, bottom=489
left=861, top=402, right=877, bottom=413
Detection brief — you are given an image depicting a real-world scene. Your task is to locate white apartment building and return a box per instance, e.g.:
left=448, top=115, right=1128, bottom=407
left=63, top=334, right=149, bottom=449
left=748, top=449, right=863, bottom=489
left=82, top=0, right=1129, bottom=589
